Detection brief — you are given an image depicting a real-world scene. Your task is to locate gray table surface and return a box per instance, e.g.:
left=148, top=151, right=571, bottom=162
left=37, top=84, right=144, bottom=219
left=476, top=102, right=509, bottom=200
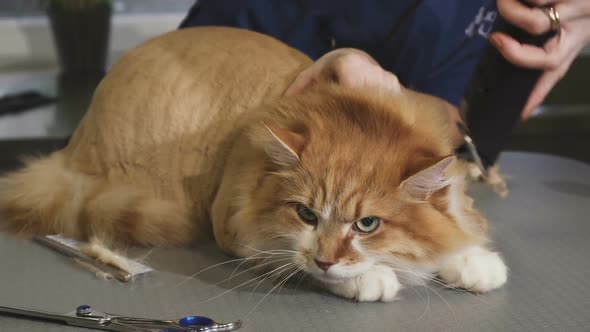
left=0, top=151, right=589, bottom=332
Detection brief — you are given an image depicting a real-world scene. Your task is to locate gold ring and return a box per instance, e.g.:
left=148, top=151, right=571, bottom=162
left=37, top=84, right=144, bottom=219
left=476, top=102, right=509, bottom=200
left=543, top=6, right=561, bottom=32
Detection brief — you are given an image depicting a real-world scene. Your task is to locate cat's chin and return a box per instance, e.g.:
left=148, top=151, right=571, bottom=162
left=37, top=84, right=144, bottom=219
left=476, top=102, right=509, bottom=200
left=306, top=262, right=374, bottom=284
left=311, top=274, right=351, bottom=285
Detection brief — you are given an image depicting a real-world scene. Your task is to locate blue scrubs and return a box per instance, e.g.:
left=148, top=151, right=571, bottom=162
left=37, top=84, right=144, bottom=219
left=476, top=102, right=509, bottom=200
left=179, top=0, right=498, bottom=107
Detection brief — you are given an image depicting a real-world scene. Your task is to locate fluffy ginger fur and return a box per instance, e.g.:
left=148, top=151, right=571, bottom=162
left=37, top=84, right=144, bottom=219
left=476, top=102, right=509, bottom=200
left=0, top=27, right=506, bottom=300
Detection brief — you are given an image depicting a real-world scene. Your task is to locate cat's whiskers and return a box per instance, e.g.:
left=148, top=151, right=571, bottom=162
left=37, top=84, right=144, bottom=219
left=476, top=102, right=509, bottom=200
left=223, top=243, right=304, bottom=294
left=422, top=282, right=457, bottom=323
left=391, top=266, right=488, bottom=305
left=277, top=265, right=303, bottom=291
left=294, top=269, right=309, bottom=291
left=263, top=232, right=301, bottom=248
left=248, top=270, right=276, bottom=301
left=225, top=256, right=294, bottom=287
left=228, top=250, right=294, bottom=280
left=374, top=258, right=489, bottom=305
left=395, top=272, right=457, bottom=323
left=246, top=262, right=299, bottom=299
left=277, top=268, right=305, bottom=295
left=395, top=274, right=431, bottom=322
left=196, top=261, right=298, bottom=305
left=237, top=242, right=298, bottom=254
left=247, top=260, right=298, bottom=300
left=267, top=230, right=301, bottom=240
left=175, top=250, right=288, bottom=287
left=424, top=276, right=488, bottom=303
left=360, top=259, right=459, bottom=322
left=175, top=256, right=257, bottom=287
left=242, top=266, right=304, bottom=321
left=419, top=281, right=432, bottom=322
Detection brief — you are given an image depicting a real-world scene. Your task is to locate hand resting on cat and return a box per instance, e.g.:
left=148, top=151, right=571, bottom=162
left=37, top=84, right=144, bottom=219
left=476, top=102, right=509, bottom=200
left=0, top=27, right=506, bottom=302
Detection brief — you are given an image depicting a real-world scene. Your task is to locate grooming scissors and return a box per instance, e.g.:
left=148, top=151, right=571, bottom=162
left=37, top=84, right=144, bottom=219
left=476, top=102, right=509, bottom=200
left=0, top=304, right=242, bottom=332
left=456, top=122, right=489, bottom=179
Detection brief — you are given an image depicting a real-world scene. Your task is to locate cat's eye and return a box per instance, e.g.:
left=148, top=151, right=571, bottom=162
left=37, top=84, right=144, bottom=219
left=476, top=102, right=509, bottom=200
left=296, top=204, right=318, bottom=225
left=353, top=216, right=380, bottom=233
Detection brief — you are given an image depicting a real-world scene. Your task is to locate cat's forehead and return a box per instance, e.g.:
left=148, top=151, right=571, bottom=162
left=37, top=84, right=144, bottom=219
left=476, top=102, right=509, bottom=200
left=297, top=91, right=451, bottom=178
left=291, top=166, right=401, bottom=222
left=280, top=88, right=451, bottom=220
left=301, top=88, right=449, bottom=145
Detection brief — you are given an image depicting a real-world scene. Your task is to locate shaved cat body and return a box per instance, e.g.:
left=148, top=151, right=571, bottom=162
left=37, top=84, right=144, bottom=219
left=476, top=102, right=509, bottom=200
left=0, top=27, right=506, bottom=301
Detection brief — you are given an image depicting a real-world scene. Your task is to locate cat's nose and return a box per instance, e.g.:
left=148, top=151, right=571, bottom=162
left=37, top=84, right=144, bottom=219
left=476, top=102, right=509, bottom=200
left=314, top=258, right=337, bottom=271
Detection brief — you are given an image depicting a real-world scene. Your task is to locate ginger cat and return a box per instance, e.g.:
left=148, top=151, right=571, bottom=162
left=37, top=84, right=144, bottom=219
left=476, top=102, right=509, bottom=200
left=0, top=27, right=506, bottom=301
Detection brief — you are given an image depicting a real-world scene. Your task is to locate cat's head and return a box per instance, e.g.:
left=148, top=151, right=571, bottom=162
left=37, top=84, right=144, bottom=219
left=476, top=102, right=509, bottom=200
left=246, top=52, right=487, bottom=283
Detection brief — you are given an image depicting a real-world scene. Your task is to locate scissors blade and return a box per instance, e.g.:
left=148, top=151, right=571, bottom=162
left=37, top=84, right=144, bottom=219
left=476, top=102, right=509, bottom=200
left=0, top=305, right=99, bottom=329
left=455, top=122, right=489, bottom=179
left=0, top=305, right=74, bottom=324
left=463, top=135, right=488, bottom=178
left=0, top=305, right=142, bottom=332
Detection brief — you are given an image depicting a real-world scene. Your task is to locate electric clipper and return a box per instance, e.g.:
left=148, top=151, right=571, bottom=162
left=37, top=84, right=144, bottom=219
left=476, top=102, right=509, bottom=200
left=458, top=2, right=557, bottom=170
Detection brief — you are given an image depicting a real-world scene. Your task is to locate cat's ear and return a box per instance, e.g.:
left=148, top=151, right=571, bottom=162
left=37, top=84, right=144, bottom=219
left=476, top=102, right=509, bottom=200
left=257, top=124, right=305, bottom=167
left=285, top=49, right=402, bottom=96
left=400, top=156, right=455, bottom=200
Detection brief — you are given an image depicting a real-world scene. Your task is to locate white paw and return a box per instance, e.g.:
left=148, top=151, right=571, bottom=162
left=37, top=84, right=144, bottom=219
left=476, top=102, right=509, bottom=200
left=326, top=265, right=401, bottom=302
left=439, top=246, right=507, bottom=293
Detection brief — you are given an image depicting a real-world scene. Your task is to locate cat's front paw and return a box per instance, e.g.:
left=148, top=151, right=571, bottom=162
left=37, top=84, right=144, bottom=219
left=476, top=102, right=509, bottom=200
left=326, top=265, right=401, bottom=302
left=439, top=246, right=507, bottom=293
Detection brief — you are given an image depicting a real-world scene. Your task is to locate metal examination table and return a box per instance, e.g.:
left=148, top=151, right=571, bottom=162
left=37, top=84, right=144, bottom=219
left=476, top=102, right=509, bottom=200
left=0, top=151, right=589, bottom=331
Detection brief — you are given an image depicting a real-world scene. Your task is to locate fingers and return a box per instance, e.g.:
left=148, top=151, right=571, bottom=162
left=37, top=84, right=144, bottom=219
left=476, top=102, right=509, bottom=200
left=284, top=69, right=316, bottom=96
left=497, top=0, right=552, bottom=35
left=524, top=0, right=590, bottom=20
left=521, top=71, right=558, bottom=120
left=494, top=0, right=590, bottom=119
left=521, top=47, right=580, bottom=120
left=489, top=32, right=564, bottom=69
left=285, top=48, right=403, bottom=96
left=522, top=0, right=567, bottom=7
left=497, top=0, right=578, bottom=35
left=490, top=14, right=589, bottom=70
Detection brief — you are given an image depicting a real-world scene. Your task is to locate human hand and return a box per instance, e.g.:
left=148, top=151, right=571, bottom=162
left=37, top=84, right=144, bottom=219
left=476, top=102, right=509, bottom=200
left=284, top=48, right=402, bottom=96
left=491, top=0, right=590, bottom=120
left=285, top=48, right=465, bottom=147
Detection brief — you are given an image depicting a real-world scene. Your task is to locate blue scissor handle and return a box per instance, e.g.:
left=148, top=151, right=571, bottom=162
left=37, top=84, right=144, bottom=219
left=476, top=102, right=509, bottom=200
left=160, top=315, right=242, bottom=332
left=179, top=315, right=215, bottom=327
